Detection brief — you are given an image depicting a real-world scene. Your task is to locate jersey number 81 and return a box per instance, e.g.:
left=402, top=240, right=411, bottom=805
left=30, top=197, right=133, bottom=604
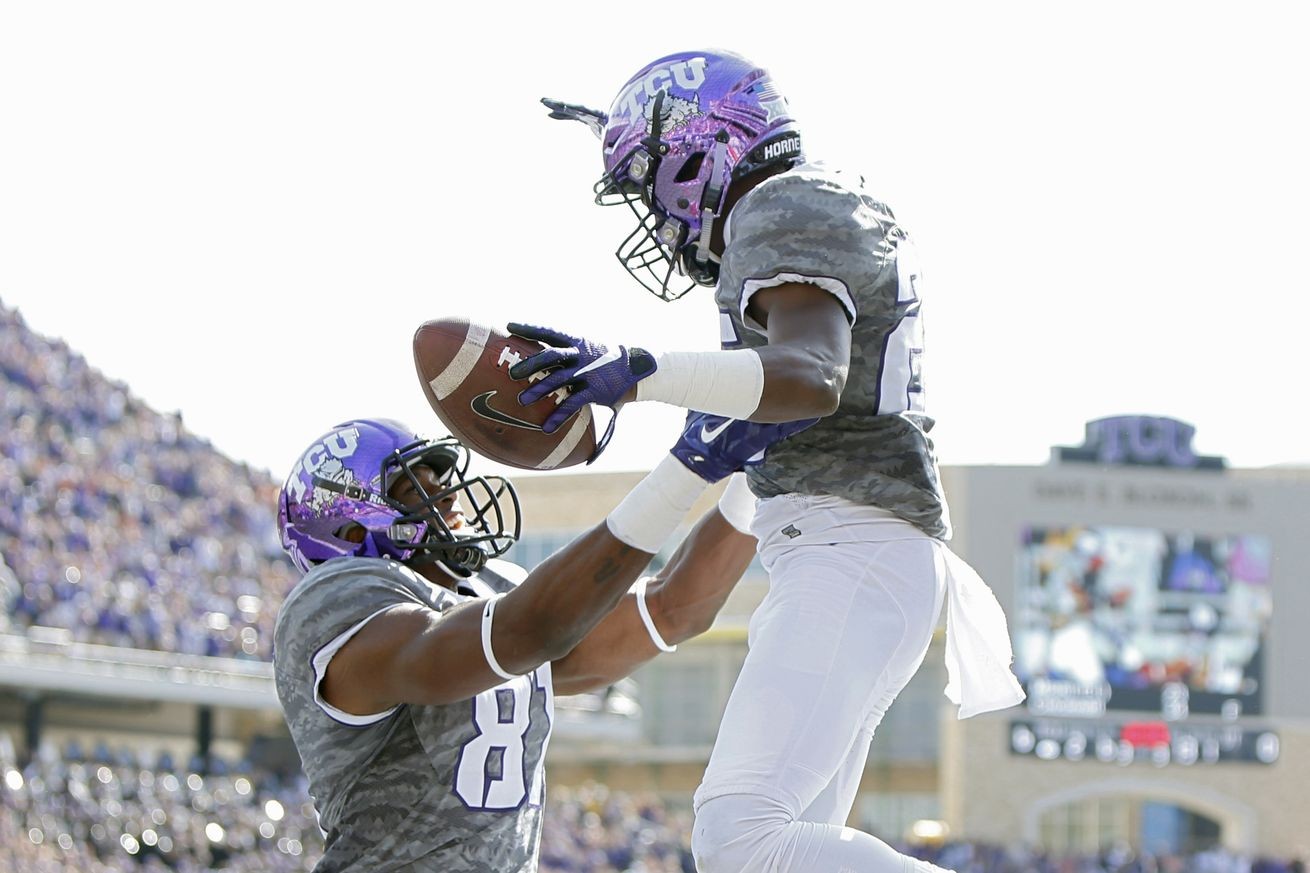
left=453, top=665, right=553, bottom=811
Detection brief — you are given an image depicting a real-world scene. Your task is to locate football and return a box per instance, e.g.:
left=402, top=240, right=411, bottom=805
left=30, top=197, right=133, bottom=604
left=413, top=317, right=597, bottom=470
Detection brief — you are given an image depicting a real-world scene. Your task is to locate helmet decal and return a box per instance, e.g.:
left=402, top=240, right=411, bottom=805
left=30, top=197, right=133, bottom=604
left=284, top=426, right=361, bottom=505
left=611, top=56, right=708, bottom=124
left=643, top=92, right=702, bottom=136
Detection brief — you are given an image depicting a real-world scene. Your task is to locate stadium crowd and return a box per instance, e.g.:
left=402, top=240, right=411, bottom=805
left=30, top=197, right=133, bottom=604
left=0, top=301, right=298, bottom=660
left=2, top=740, right=1302, bottom=873
left=0, top=735, right=320, bottom=872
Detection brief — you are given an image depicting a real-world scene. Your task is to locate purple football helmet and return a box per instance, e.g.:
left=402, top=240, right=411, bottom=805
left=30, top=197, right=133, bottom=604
left=544, top=50, right=804, bottom=301
left=277, top=419, right=519, bottom=577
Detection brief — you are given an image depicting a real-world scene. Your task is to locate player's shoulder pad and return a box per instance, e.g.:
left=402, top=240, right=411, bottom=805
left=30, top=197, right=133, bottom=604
left=283, top=556, right=417, bottom=605
left=733, top=162, right=891, bottom=235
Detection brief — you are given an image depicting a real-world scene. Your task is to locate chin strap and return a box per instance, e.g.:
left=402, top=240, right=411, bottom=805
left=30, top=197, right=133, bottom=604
left=690, top=131, right=731, bottom=281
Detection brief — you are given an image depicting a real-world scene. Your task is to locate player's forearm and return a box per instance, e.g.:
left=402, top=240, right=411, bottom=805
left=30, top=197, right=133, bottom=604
left=552, top=507, right=756, bottom=696
left=493, top=524, right=653, bottom=669
left=648, top=509, right=757, bottom=643
left=632, top=283, right=851, bottom=421
left=494, top=456, right=710, bottom=671
left=630, top=344, right=844, bottom=422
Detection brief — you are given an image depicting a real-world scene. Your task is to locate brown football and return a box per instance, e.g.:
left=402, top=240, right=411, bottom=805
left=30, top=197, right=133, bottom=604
left=413, top=317, right=597, bottom=470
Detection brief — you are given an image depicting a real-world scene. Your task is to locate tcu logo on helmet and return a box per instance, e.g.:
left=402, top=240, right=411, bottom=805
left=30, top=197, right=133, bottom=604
left=286, top=427, right=360, bottom=502
left=612, top=57, right=708, bottom=121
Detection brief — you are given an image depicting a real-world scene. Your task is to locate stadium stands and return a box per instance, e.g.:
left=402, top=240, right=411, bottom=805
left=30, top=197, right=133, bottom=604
left=0, top=301, right=298, bottom=660
left=0, top=733, right=320, bottom=871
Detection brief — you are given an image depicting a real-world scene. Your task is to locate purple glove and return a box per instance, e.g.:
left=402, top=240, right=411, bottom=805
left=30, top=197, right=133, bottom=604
left=508, top=323, right=657, bottom=434
left=671, top=411, right=820, bottom=483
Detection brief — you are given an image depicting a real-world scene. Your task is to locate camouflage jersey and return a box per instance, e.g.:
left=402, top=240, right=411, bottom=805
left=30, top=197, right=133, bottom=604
left=716, top=162, right=952, bottom=539
left=273, top=557, right=553, bottom=872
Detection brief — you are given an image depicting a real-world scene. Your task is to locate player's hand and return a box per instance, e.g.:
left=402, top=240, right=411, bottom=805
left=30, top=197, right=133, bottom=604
left=670, top=411, right=819, bottom=483
left=507, top=323, right=657, bottom=434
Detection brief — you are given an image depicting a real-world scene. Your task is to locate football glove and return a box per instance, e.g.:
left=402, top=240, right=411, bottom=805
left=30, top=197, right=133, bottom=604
left=508, top=323, right=657, bottom=434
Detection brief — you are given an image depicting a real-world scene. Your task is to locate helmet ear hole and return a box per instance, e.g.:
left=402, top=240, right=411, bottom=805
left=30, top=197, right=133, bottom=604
left=675, top=152, right=706, bottom=183
left=334, top=523, right=366, bottom=544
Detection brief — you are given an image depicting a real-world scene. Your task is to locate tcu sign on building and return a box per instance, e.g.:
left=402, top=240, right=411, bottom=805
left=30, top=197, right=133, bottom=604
left=1054, top=416, right=1225, bottom=470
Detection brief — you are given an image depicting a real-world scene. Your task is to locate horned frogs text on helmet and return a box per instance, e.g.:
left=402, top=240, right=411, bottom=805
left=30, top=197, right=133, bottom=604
left=277, top=418, right=520, bottom=577
left=544, top=49, right=804, bottom=301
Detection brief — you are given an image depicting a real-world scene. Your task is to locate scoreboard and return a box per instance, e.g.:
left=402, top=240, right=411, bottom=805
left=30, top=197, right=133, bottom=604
left=1008, top=718, right=1280, bottom=766
left=952, top=417, right=1310, bottom=775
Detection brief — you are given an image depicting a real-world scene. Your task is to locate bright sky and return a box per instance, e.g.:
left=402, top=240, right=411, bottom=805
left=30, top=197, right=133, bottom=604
left=2, top=2, right=1306, bottom=482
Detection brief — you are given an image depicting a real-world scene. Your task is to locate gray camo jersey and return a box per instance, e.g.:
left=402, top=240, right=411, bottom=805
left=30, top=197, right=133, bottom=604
left=273, top=557, right=553, bottom=872
left=716, top=162, right=952, bottom=539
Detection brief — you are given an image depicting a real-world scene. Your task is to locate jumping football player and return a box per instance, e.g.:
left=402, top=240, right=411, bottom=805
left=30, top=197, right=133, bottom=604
left=515, top=50, right=1028, bottom=873
left=272, top=413, right=810, bottom=871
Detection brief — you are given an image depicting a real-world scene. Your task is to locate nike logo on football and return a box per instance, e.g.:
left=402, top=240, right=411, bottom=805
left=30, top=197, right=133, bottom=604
left=573, top=348, right=621, bottom=378
left=470, top=391, right=544, bottom=431
left=699, top=418, right=734, bottom=443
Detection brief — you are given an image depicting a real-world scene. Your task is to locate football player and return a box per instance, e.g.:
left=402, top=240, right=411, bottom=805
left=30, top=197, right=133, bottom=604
left=272, top=413, right=810, bottom=871
left=516, top=51, right=1028, bottom=873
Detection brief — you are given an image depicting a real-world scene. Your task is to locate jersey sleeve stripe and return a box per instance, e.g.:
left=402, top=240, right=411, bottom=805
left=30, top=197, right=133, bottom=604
left=310, top=605, right=404, bottom=727
left=740, top=272, right=857, bottom=333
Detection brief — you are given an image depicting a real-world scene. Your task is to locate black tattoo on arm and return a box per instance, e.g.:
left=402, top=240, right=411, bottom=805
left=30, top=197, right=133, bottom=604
left=592, top=556, right=621, bottom=586
left=591, top=540, right=645, bottom=587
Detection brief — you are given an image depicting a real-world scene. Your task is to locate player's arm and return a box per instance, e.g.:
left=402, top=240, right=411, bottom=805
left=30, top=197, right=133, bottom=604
left=319, top=523, right=660, bottom=714
left=508, top=292, right=849, bottom=433
left=508, top=281, right=853, bottom=438
left=551, top=482, right=758, bottom=695
left=738, top=282, right=852, bottom=420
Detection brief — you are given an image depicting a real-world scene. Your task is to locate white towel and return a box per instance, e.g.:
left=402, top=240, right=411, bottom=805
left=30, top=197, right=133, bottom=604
left=941, top=547, right=1027, bottom=718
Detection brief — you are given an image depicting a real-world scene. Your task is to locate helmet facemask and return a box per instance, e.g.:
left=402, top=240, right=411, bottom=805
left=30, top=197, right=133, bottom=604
left=592, top=90, right=729, bottom=302
left=366, top=438, right=520, bottom=577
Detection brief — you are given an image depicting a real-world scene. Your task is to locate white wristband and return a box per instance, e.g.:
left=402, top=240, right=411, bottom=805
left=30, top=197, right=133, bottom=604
left=634, top=577, right=677, bottom=653
left=635, top=349, right=764, bottom=419
left=606, top=454, right=709, bottom=554
left=717, top=473, right=757, bottom=534
left=480, top=595, right=520, bottom=681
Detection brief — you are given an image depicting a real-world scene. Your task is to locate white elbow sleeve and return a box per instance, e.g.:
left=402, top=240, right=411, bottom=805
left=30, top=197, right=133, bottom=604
left=634, top=349, right=764, bottom=419
left=605, top=454, right=709, bottom=554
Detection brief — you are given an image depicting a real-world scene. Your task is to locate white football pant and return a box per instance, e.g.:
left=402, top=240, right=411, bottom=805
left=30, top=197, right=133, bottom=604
left=692, top=496, right=951, bottom=873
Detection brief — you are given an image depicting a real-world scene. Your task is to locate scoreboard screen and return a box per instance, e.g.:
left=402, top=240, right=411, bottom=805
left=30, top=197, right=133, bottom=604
left=1013, top=525, right=1273, bottom=717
